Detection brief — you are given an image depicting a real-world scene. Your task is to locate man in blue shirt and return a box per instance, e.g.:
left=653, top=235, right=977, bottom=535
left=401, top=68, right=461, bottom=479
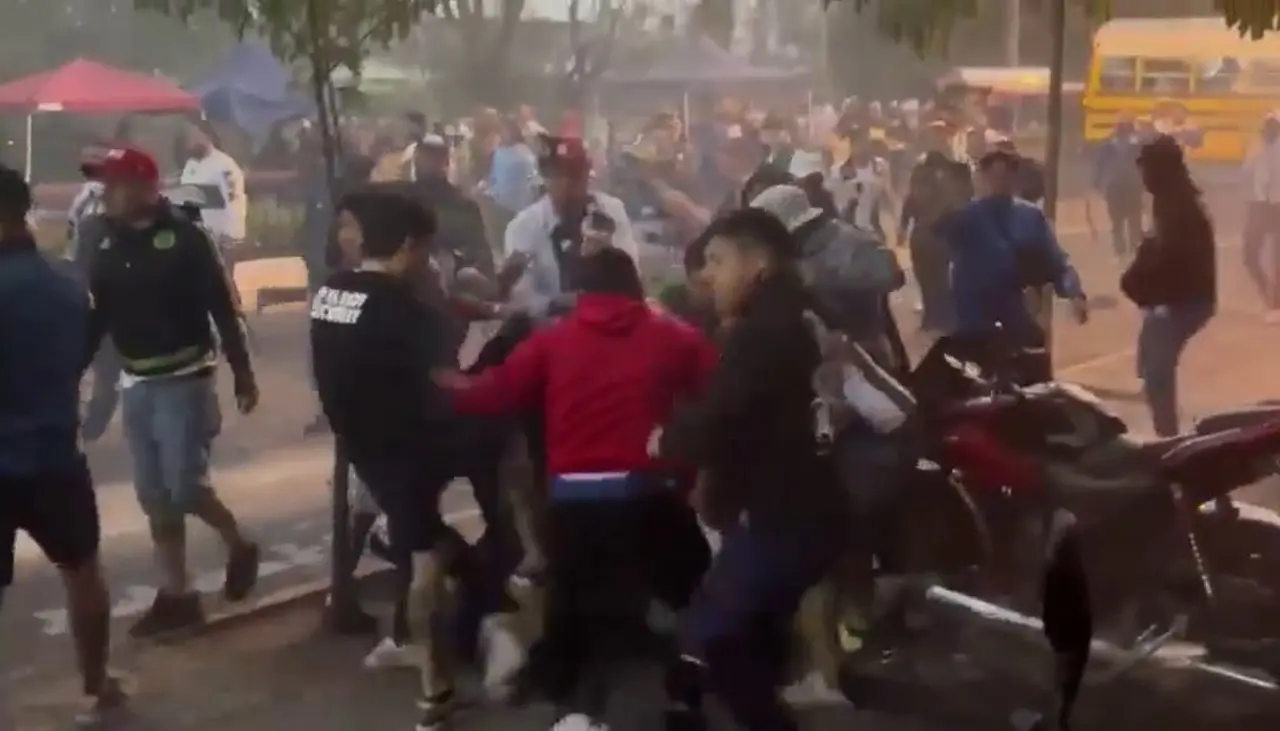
left=1092, top=115, right=1148, bottom=258
left=484, top=118, right=539, bottom=242
left=943, top=150, right=1088, bottom=380
left=0, top=164, right=124, bottom=721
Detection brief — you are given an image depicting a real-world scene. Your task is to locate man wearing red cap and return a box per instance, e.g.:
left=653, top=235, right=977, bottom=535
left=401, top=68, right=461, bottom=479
left=82, top=147, right=262, bottom=636
left=496, top=135, right=636, bottom=317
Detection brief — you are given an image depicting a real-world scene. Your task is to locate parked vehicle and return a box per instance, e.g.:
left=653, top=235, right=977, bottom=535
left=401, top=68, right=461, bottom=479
left=895, top=338, right=1280, bottom=651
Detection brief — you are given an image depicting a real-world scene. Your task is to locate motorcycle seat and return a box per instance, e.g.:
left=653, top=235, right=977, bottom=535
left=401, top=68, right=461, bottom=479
left=1194, top=405, right=1280, bottom=435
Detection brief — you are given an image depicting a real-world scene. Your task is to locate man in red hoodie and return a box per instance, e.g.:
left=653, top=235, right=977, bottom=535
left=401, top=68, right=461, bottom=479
left=437, top=247, right=716, bottom=731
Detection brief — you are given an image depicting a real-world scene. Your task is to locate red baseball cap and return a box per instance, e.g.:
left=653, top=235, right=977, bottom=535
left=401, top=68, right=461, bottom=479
left=536, top=135, right=591, bottom=177
left=80, top=147, right=160, bottom=184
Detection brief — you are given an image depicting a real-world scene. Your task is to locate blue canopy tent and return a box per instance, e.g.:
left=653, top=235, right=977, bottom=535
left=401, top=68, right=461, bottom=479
left=189, top=43, right=313, bottom=148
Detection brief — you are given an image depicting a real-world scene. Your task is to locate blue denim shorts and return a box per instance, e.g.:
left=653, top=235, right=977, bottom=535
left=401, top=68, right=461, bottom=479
left=120, top=373, right=220, bottom=520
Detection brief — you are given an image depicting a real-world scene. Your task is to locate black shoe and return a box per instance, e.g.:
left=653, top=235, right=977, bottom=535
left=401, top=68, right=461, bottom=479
left=129, top=592, right=204, bottom=638
left=663, top=708, right=706, bottom=731
left=224, top=542, right=261, bottom=601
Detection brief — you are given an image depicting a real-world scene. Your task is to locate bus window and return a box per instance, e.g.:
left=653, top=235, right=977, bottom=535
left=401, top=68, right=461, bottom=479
left=1246, top=59, right=1280, bottom=92
left=1198, top=56, right=1241, bottom=93
left=1098, top=57, right=1138, bottom=91
left=1139, top=58, right=1193, bottom=94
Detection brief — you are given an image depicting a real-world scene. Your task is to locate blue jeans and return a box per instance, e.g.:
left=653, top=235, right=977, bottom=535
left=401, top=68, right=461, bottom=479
left=120, top=373, right=220, bottom=522
left=1136, top=303, right=1214, bottom=437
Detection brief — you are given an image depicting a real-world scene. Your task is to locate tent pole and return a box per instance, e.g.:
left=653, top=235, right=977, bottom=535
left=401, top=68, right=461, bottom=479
left=23, top=114, right=33, bottom=183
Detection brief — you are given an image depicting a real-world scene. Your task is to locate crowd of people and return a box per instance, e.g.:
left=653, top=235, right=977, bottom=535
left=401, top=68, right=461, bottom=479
left=0, top=83, right=1229, bottom=731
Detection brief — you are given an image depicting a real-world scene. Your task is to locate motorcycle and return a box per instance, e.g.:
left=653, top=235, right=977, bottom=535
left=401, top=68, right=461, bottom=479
left=896, top=338, right=1280, bottom=649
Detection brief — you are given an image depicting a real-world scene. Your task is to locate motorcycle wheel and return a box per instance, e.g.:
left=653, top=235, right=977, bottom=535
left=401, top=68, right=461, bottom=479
left=895, top=466, right=995, bottom=589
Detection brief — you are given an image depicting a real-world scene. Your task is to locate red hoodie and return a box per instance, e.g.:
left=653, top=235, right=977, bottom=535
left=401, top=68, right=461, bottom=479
left=449, top=293, right=718, bottom=476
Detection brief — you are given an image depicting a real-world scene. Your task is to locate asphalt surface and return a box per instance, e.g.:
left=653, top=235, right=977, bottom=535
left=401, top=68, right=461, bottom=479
left=4, top=219, right=1279, bottom=693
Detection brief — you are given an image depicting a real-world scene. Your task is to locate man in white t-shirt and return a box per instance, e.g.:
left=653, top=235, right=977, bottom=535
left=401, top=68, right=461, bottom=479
left=179, top=123, right=247, bottom=246
left=497, top=136, right=636, bottom=316
left=832, top=148, right=890, bottom=237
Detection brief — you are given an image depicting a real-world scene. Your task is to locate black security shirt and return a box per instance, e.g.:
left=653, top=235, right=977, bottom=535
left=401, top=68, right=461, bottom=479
left=309, top=269, right=457, bottom=466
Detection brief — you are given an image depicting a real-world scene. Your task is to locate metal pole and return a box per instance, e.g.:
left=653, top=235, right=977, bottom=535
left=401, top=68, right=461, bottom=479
left=325, top=437, right=365, bottom=632
left=1038, top=0, right=1067, bottom=366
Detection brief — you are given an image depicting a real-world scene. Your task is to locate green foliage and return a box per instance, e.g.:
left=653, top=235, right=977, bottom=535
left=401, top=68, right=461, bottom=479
left=135, top=0, right=440, bottom=74
left=1215, top=0, right=1280, bottom=39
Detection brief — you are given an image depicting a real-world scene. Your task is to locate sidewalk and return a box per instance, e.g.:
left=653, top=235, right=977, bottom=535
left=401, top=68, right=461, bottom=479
left=8, top=600, right=907, bottom=731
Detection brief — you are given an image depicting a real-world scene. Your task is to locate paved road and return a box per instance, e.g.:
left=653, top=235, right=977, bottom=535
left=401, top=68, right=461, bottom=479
left=12, top=573, right=1275, bottom=731
left=4, top=223, right=1277, bottom=686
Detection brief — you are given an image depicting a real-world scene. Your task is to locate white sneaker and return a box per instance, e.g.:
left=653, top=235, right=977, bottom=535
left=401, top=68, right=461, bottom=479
left=782, top=670, right=849, bottom=708
left=549, top=712, right=608, bottom=731
left=480, top=616, right=526, bottom=696
left=362, top=636, right=418, bottom=670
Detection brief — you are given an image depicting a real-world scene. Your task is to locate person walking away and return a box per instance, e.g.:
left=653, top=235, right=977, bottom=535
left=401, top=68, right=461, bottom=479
left=1242, top=114, right=1280, bottom=322
left=310, top=191, right=471, bottom=731
left=437, top=248, right=716, bottom=731
left=1121, top=135, right=1216, bottom=437
left=941, top=149, right=1089, bottom=383
left=179, top=121, right=248, bottom=268
left=67, top=148, right=121, bottom=441
left=498, top=136, right=636, bottom=316
left=1093, top=114, right=1146, bottom=259
left=481, top=118, right=540, bottom=255
left=652, top=208, right=853, bottom=731
left=897, top=142, right=973, bottom=333
left=0, top=164, right=126, bottom=725
left=83, top=147, right=261, bottom=636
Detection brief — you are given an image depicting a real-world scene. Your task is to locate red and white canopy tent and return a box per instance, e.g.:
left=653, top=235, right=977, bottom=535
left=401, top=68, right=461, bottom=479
left=0, top=58, right=199, bottom=179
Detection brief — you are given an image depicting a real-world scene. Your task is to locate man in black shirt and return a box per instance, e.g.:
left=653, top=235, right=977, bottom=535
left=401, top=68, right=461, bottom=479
left=310, top=189, right=463, bottom=731
left=83, top=147, right=261, bottom=638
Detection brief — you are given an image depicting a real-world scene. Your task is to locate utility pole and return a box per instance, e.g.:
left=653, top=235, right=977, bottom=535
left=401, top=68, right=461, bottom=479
left=1004, top=0, right=1020, bottom=66
left=1039, top=0, right=1068, bottom=365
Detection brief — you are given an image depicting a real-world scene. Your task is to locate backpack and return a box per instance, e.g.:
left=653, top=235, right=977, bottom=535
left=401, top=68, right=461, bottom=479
left=797, top=219, right=905, bottom=299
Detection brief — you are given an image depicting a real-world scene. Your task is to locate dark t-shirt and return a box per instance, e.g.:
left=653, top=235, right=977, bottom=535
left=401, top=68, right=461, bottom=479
left=310, top=269, right=457, bottom=465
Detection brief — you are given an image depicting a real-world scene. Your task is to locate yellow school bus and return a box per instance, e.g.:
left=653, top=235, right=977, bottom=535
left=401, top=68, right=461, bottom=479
left=1085, top=17, right=1280, bottom=162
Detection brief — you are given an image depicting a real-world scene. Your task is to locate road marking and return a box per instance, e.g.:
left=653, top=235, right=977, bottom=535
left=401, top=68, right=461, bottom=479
left=26, top=507, right=481, bottom=636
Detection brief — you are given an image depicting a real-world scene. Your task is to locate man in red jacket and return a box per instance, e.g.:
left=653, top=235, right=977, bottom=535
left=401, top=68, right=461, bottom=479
left=437, top=247, right=716, bottom=731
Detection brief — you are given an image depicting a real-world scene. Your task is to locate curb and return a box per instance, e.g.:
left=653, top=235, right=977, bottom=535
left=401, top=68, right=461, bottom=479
left=10, top=566, right=392, bottom=692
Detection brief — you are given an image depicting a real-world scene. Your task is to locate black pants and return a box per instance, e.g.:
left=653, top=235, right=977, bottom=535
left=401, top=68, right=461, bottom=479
left=1, top=456, right=100, bottom=589
left=908, top=234, right=952, bottom=332
left=533, top=490, right=711, bottom=715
